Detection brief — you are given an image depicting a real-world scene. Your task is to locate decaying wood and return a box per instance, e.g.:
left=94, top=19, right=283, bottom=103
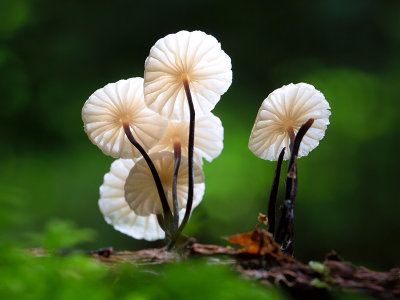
left=90, top=228, right=400, bottom=300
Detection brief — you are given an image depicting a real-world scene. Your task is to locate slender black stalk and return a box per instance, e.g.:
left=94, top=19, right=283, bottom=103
left=172, top=142, right=182, bottom=233
left=276, top=118, right=314, bottom=252
left=176, top=78, right=195, bottom=236
left=156, top=214, right=166, bottom=231
left=268, top=147, right=285, bottom=236
left=277, top=199, right=295, bottom=255
left=287, top=127, right=295, bottom=151
left=123, top=123, right=173, bottom=235
left=285, top=119, right=314, bottom=201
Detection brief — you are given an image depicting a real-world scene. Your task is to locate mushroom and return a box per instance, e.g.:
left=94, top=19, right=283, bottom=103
left=149, top=112, right=224, bottom=164
left=143, top=30, right=232, bottom=121
left=99, top=158, right=196, bottom=241
left=248, top=83, right=331, bottom=161
left=99, top=159, right=165, bottom=241
left=82, top=77, right=167, bottom=159
left=143, top=31, right=231, bottom=237
left=125, top=151, right=205, bottom=216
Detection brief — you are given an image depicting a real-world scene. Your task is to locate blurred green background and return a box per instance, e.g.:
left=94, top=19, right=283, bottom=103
left=1, top=0, right=399, bottom=278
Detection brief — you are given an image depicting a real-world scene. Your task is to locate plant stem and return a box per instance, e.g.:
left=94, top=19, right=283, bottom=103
left=268, top=147, right=285, bottom=236
left=172, top=142, right=182, bottom=234
left=123, top=123, right=173, bottom=237
left=176, top=78, right=195, bottom=236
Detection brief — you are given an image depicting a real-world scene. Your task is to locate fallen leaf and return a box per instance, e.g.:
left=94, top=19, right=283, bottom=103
left=225, top=228, right=283, bottom=257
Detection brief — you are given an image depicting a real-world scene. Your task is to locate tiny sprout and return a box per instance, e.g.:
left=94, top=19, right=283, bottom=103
left=248, top=83, right=331, bottom=161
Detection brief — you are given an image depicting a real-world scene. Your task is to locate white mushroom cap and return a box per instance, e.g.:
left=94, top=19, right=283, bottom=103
left=99, top=159, right=165, bottom=241
left=125, top=151, right=205, bottom=216
left=249, top=83, right=331, bottom=161
left=82, top=78, right=168, bottom=159
left=149, top=113, right=224, bottom=164
left=144, top=30, right=232, bottom=121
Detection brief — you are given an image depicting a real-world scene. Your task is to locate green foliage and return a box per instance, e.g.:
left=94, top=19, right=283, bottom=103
left=0, top=0, right=31, bottom=39
left=304, top=68, right=395, bottom=140
left=0, top=220, right=286, bottom=299
left=309, top=261, right=330, bottom=277
left=34, top=219, right=96, bottom=250
left=111, top=260, right=286, bottom=300
left=0, top=243, right=111, bottom=300
left=332, top=291, right=373, bottom=300
left=310, top=278, right=330, bottom=289
left=0, top=184, right=27, bottom=230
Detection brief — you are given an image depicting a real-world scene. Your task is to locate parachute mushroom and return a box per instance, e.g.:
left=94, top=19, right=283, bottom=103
left=83, top=77, right=173, bottom=235
left=150, top=112, right=224, bottom=165
left=125, top=151, right=205, bottom=216
left=99, top=159, right=164, bottom=241
left=143, top=30, right=232, bottom=121
left=82, top=77, right=167, bottom=159
left=248, top=83, right=331, bottom=161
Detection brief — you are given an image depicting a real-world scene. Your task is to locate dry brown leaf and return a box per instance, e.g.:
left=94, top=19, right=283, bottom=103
left=225, top=228, right=283, bottom=257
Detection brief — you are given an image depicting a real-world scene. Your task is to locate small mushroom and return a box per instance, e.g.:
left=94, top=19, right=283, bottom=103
left=99, top=159, right=165, bottom=241
left=149, top=112, right=224, bottom=164
left=82, top=77, right=167, bottom=159
left=125, top=151, right=205, bottom=216
left=143, top=30, right=232, bottom=120
left=249, top=83, right=331, bottom=161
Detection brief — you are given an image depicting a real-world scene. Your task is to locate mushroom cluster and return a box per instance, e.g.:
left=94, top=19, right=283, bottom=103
left=82, top=30, right=232, bottom=247
left=82, top=30, right=331, bottom=254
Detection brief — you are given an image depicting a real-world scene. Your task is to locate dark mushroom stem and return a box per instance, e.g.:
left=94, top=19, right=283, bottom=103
left=172, top=142, right=182, bottom=233
left=275, top=118, right=314, bottom=256
left=122, top=122, right=173, bottom=238
left=176, top=77, right=195, bottom=237
left=156, top=214, right=166, bottom=231
left=287, top=127, right=295, bottom=151
left=268, top=147, right=285, bottom=236
left=285, top=119, right=314, bottom=202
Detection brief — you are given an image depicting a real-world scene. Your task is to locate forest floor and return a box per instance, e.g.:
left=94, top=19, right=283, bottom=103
left=89, top=227, right=400, bottom=300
